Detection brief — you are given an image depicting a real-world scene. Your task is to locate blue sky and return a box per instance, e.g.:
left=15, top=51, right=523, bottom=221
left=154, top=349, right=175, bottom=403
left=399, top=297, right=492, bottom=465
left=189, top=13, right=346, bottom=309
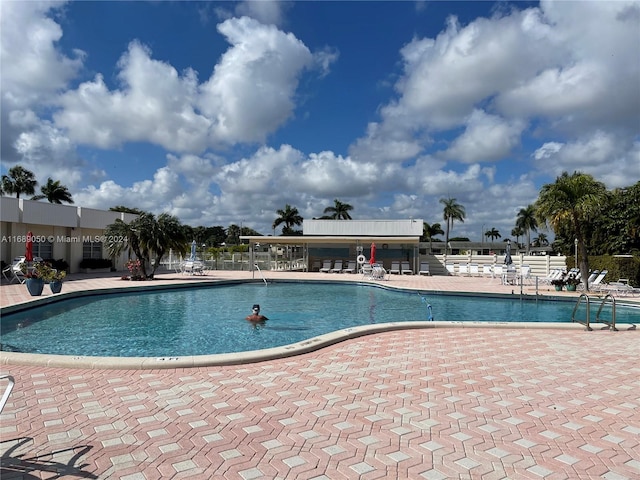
left=1, top=0, right=639, bottom=240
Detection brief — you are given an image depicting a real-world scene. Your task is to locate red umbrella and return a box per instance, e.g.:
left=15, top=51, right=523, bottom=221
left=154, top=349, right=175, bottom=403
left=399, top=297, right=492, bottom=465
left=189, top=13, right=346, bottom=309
left=25, top=231, right=34, bottom=262
left=369, top=242, right=376, bottom=265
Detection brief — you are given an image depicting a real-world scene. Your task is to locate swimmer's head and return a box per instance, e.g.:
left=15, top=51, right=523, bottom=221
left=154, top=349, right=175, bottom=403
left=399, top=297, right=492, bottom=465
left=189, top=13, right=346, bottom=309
left=252, top=304, right=260, bottom=313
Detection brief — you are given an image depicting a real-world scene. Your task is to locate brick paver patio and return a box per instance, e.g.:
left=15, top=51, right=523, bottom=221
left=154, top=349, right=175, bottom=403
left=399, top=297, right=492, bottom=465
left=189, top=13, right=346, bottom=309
left=1, top=271, right=638, bottom=479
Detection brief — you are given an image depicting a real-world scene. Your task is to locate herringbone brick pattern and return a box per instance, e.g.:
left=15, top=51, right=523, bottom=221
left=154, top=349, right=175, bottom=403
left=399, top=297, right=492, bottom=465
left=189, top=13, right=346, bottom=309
left=2, top=328, right=639, bottom=479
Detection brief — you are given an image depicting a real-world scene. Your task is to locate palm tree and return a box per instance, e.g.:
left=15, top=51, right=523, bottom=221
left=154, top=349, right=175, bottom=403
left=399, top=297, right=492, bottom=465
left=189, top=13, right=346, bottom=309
left=1, top=165, right=38, bottom=198
left=535, top=171, right=608, bottom=289
left=105, top=212, right=187, bottom=279
left=511, top=226, right=525, bottom=248
left=439, top=197, right=466, bottom=254
left=534, top=232, right=549, bottom=246
left=31, top=177, right=74, bottom=204
left=323, top=199, right=353, bottom=220
left=422, top=222, right=444, bottom=253
left=484, top=227, right=501, bottom=243
left=273, top=204, right=303, bottom=235
left=515, top=205, right=538, bottom=255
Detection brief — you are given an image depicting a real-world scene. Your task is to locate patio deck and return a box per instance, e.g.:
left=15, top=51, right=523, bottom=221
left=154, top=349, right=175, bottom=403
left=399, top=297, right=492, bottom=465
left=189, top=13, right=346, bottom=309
left=1, top=270, right=638, bottom=479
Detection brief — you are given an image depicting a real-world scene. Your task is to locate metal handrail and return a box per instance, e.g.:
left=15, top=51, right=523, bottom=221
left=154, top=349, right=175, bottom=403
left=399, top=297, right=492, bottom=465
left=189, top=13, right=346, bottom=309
left=596, top=294, right=617, bottom=331
left=571, top=293, right=592, bottom=331
left=254, top=264, right=268, bottom=286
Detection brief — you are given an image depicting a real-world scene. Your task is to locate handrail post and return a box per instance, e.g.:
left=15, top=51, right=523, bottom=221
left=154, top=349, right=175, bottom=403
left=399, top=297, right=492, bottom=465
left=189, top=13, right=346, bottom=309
left=571, top=293, right=591, bottom=331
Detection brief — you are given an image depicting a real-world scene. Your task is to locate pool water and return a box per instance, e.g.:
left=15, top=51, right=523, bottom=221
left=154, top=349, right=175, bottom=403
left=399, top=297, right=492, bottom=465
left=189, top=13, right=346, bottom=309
left=1, top=282, right=637, bottom=357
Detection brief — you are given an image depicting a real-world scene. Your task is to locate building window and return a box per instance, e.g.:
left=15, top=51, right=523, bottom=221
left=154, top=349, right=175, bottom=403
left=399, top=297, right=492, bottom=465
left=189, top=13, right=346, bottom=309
left=34, top=241, right=53, bottom=260
left=83, top=241, right=103, bottom=259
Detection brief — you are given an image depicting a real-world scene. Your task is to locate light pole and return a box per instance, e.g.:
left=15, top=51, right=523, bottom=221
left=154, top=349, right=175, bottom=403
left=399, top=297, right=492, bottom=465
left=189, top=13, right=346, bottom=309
left=574, top=238, right=578, bottom=269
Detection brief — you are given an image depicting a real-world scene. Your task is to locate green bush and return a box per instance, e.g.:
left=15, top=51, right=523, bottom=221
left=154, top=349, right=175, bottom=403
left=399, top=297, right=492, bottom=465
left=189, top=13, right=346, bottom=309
left=587, top=255, right=640, bottom=286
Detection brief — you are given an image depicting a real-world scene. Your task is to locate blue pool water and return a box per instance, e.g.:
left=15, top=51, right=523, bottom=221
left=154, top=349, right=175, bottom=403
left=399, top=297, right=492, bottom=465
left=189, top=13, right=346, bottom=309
left=1, top=282, right=637, bottom=357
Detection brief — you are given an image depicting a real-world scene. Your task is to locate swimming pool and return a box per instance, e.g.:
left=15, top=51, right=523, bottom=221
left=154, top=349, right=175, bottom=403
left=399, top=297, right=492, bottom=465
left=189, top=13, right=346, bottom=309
left=1, top=282, right=637, bottom=357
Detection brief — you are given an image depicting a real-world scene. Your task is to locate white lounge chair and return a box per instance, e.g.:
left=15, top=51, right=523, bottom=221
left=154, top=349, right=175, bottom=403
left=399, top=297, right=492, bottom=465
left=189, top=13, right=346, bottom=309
left=331, top=260, right=343, bottom=273
left=445, top=263, right=455, bottom=275
left=319, top=260, right=333, bottom=273
left=401, top=261, right=413, bottom=275
left=389, top=261, right=400, bottom=275
left=520, top=265, right=532, bottom=284
left=342, top=260, right=356, bottom=274
left=469, top=264, right=479, bottom=276
left=371, top=264, right=388, bottom=280
left=360, top=263, right=373, bottom=278
left=482, top=264, right=493, bottom=277
left=493, top=265, right=504, bottom=280
left=459, top=263, right=469, bottom=276
left=418, top=262, right=430, bottom=276
left=2, top=257, right=26, bottom=284
left=503, top=267, right=517, bottom=285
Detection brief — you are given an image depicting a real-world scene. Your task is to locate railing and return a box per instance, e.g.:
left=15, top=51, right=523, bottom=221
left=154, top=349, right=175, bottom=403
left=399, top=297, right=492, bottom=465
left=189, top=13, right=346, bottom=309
left=595, top=294, right=617, bottom=331
left=571, top=293, right=592, bottom=330
left=254, top=264, right=268, bottom=286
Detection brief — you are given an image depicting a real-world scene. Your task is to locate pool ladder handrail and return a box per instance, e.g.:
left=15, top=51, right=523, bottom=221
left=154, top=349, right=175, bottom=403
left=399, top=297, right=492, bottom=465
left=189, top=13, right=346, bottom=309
left=254, top=264, right=268, bottom=286
left=571, top=293, right=592, bottom=330
left=571, top=293, right=618, bottom=331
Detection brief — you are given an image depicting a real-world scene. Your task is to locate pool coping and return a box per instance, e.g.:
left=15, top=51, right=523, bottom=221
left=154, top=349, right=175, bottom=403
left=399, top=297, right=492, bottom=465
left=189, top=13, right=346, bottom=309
left=2, top=278, right=637, bottom=369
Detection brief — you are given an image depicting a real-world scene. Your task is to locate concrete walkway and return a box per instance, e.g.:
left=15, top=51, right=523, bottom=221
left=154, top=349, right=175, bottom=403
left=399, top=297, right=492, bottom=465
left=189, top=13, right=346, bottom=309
left=1, top=270, right=638, bottom=479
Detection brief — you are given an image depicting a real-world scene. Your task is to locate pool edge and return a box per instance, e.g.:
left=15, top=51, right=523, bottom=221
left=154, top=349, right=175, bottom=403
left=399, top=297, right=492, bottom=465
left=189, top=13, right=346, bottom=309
left=0, top=321, right=613, bottom=370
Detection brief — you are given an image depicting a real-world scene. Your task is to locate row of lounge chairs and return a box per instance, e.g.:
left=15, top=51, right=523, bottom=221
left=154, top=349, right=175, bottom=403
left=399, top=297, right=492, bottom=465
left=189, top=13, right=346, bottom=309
left=318, top=260, right=357, bottom=274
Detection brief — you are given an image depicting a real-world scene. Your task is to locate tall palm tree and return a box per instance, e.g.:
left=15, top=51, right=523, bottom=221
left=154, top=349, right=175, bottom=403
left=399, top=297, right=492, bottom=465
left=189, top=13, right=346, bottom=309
left=422, top=222, right=444, bottom=253
left=535, top=171, right=608, bottom=289
left=1, top=165, right=38, bottom=198
left=439, top=197, right=466, bottom=254
left=31, top=177, right=74, bottom=204
left=273, top=204, right=303, bottom=235
left=323, top=199, right=353, bottom=220
left=511, top=226, right=525, bottom=248
left=515, top=205, right=538, bottom=255
left=144, top=213, right=187, bottom=278
left=485, top=227, right=501, bottom=243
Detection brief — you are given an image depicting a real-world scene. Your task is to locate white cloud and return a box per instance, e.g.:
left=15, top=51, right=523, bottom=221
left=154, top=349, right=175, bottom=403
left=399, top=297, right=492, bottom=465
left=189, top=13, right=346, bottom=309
left=441, top=110, right=524, bottom=163
left=234, top=0, right=291, bottom=27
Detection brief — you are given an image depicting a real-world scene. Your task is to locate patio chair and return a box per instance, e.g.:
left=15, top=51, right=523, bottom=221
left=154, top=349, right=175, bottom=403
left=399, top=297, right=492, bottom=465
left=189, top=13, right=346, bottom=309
left=360, top=263, right=373, bottom=278
left=469, top=264, right=479, bottom=276
left=319, top=260, right=333, bottom=273
left=418, top=262, right=430, bottom=276
left=2, top=257, right=26, bottom=284
left=493, top=264, right=504, bottom=280
left=459, top=263, right=469, bottom=276
left=371, top=264, right=388, bottom=280
left=311, top=260, right=322, bottom=272
left=503, top=266, right=517, bottom=285
left=389, top=261, right=400, bottom=275
left=342, top=260, right=356, bottom=274
left=331, top=260, right=343, bottom=273
left=401, top=261, right=413, bottom=275
left=482, top=264, right=493, bottom=277
left=520, top=265, right=532, bottom=284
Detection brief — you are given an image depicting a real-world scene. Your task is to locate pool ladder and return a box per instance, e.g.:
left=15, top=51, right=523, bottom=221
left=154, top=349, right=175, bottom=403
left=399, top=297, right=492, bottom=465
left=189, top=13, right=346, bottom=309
left=571, top=293, right=620, bottom=331
left=254, top=264, right=268, bottom=286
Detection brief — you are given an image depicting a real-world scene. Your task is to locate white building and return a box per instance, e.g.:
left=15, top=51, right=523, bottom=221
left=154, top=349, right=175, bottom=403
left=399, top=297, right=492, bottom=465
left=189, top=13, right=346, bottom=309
left=1, top=198, right=138, bottom=272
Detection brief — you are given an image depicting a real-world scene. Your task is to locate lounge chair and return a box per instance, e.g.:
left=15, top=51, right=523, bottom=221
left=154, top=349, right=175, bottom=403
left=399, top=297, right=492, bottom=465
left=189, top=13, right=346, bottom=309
left=520, top=265, right=532, bottom=284
left=360, top=263, right=373, bottom=278
left=445, top=263, right=455, bottom=275
left=2, top=257, right=26, bottom=284
left=418, top=262, right=430, bottom=276
left=401, top=261, right=413, bottom=275
left=331, top=260, right=343, bottom=273
left=389, top=261, right=400, bottom=275
left=319, top=260, right=333, bottom=273
left=578, top=270, right=599, bottom=291
left=503, top=266, right=517, bottom=285
left=493, top=265, right=503, bottom=280
left=541, top=268, right=564, bottom=285
left=459, top=263, right=469, bottom=276
left=342, top=260, right=356, bottom=274
left=469, top=264, right=479, bottom=276
left=372, top=264, right=388, bottom=280
left=311, top=260, right=322, bottom=272
left=182, top=260, right=205, bottom=275
left=482, top=264, right=493, bottom=277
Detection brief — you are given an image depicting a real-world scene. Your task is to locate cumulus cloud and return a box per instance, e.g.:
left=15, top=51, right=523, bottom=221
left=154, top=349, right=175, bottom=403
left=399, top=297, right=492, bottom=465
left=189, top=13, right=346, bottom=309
left=441, top=110, right=525, bottom=163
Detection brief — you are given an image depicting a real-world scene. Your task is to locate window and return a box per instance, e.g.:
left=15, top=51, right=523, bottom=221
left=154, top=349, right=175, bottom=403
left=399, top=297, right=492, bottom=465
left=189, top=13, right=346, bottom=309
left=83, top=241, right=103, bottom=259
left=34, top=241, right=53, bottom=260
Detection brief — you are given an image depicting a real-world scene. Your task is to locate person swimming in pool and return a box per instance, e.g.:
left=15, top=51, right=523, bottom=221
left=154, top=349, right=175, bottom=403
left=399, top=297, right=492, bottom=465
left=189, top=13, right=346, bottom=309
left=246, top=304, right=268, bottom=324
